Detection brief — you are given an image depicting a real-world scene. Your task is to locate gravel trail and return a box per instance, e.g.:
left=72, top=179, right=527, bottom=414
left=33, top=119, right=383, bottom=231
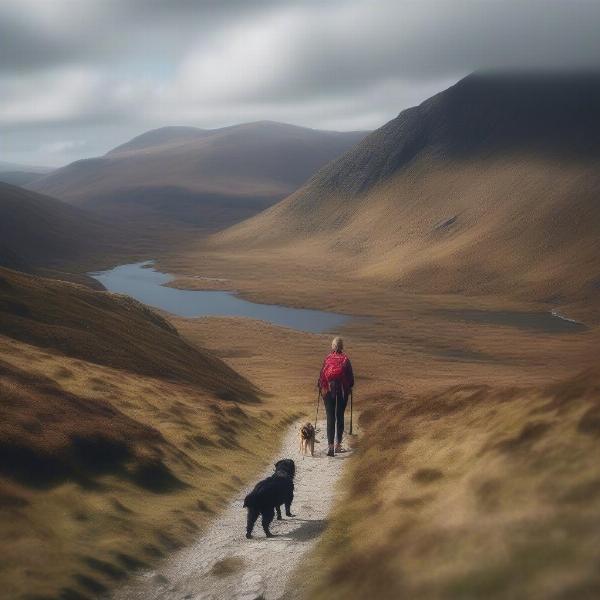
left=112, top=420, right=351, bottom=600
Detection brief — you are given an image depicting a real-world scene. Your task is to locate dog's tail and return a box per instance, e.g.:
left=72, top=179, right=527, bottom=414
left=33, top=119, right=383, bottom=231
left=243, top=492, right=254, bottom=508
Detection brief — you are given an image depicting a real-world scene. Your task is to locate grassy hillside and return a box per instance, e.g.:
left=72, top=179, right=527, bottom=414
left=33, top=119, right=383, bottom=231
left=29, top=121, right=367, bottom=230
left=0, top=267, right=256, bottom=397
left=0, top=181, right=218, bottom=280
left=0, top=268, right=303, bottom=599
left=0, top=182, right=125, bottom=274
left=209, top=74, right=600, bottom=315
left=300, top=369, right=600, bottom=599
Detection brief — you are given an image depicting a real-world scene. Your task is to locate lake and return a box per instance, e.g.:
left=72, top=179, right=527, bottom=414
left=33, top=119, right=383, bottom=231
left=89, top=262, right=349, bottom=334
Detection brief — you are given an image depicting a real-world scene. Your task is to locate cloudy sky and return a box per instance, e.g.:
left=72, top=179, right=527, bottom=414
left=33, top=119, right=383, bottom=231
left=1, top=0, right=599, bottom=167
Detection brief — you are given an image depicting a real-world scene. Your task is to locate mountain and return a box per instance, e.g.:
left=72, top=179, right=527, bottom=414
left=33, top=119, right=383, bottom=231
left=0, top=182, right=122, bottom=272
left=211, top=73, right=600, bottom=309
left=29, top=121, right=367, bottom=229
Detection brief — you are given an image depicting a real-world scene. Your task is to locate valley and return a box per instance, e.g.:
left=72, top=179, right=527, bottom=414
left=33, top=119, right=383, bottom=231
left=1, top=72, right=599, bottom=600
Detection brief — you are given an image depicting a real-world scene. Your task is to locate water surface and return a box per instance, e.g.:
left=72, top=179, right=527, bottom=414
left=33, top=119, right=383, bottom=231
left=438, top=308, right=587, bottom=334
left=90, top=262, right=349, bottom=334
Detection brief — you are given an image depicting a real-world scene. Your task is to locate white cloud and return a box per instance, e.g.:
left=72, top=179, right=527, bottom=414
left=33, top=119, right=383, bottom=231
left=39, top=139, right=86, bottom=154
left=0, top=68, right=103, bottom=125
left=173, top=10, right=297, bottom=102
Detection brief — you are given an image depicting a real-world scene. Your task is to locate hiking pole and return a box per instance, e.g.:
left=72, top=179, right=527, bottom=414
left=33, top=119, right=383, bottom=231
left=314, top=388, right=321, bottom=429
left=349, top=389, right=353, bottom=435
left=335, top=387, right=338, bottom=447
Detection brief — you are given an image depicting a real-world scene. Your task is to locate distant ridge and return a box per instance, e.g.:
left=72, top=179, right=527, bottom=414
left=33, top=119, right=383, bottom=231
left=107, top=126, right=210, bottom=155
left=29, top=121, right=368, bottom=230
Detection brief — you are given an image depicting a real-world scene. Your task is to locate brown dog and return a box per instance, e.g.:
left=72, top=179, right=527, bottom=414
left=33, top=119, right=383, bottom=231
left=299, top=422, right=315, bottom=457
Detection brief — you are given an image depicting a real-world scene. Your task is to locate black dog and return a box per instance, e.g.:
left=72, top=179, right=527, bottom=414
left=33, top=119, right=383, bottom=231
left=243, top=458, right=296, bottom=538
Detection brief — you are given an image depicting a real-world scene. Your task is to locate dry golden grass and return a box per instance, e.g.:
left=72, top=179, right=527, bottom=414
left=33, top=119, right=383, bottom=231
left=200, top=157, right=600, bottom=324
left=0, top=334, right=302, bottom=600
left=297, top=369, right=600, bottom=599
left=200, top=74, right=600, bottom=321
left=159, top=239, right=599, bottom=398
left=2, top=260, right=597, bottom=599
left=158, top=229, right=599, bottom=600
left=0, top=269, right=307, bottom=599
left=0, top=267, right=256, bottom=398
left=0, top=358, right=163, bottom=492
left=4, top=151, right=600, bottom=599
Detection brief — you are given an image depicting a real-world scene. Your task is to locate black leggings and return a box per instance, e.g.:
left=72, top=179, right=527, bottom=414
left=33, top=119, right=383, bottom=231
left=323, top=389, right=348, bottom=445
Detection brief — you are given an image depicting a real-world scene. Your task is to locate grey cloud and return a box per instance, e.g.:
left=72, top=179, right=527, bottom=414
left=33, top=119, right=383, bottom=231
left=225, top=0, right=600, bottom=103
left=2, top=0, right=600, bottom=165
left=0, top=0, right=320, bottom=73
left=0, top=19, right=75, bottom=73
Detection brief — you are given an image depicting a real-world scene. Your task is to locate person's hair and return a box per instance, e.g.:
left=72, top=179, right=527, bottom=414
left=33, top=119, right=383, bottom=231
left=331, top=336, right=344, bottom=352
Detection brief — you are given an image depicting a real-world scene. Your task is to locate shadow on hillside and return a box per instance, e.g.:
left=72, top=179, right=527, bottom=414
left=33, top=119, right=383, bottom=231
left=0, top=437, right=187, bottom=494
left=0, top=359, right=187, bottom=493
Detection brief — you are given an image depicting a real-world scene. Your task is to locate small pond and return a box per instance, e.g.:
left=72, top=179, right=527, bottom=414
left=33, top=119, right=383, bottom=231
left=437, top=308, right=587, bottom=334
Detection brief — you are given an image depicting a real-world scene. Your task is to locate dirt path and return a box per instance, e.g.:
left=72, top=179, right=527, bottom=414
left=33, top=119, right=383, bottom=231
left=112, top=420, right=351, bottom=600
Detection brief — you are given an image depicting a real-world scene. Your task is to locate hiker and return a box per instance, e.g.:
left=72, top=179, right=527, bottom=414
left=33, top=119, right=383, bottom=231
left=318, top=337, right=354, bottom=456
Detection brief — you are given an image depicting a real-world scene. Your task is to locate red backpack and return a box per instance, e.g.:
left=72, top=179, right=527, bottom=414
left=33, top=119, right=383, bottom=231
left=320, top=352, right=348, bottom=391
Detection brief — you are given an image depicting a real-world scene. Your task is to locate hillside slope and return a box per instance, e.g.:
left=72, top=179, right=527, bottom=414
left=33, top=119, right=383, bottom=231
left=0, top=182, right=121, bottom=272
left=211, top=74, right=600, bottom=309
left=0, top=267, right=255, bottom=398
left=29, top=121, right=367, bottom=229
left=304, top=368, right=600, bottom=599
left=0, top=268, right=288, bottom=599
